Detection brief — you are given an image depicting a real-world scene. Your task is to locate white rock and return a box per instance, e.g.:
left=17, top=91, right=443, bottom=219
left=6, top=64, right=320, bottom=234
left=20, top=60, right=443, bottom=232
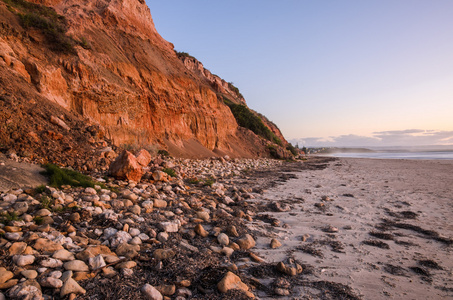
left=40, top=258, right=63, bottom=268
left=52, top=249, right=75, bottom=261
left=13, top=255, right=35, bottom=267
left=110, top=231, right=132, bottom=248
left=100, top=194, right=111, bottom=201
left=129, top=228, right=141, bottom=237
left=130, top=237, right=142, bottom=245
left=41, top=276, right=63, bottom=288
left=60, top=278, right=86, bottom=297
left=103, top=227, right=118, bottom=239
left=5, top=232, right=22, bottom=241
left=2, top=194, right=17, bottom=202
left=138, top=233, right=150, bottom=241
left=159, top=221, right=180, bottom=233
left=217, top=233, right=229, bottom=246
left=84, top=187, right=97, bottom=195
left=141, top=284, right=163, bottom=300
left=157, top=232, right=168, bottom=242
left=63, top=260, right=89, bottom=272
left=88, top=255, right=106, bottom=270
left=49, top=271, right=62, bottom=278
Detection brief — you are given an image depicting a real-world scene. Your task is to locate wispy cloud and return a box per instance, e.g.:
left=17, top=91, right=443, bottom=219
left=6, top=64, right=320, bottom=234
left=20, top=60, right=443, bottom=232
left=291, top=130, right=453, bottom=147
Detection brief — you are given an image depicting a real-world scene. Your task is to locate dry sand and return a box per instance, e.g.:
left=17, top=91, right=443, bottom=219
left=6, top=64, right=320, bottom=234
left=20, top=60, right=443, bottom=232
left=249, top=158, right=453, bottom=299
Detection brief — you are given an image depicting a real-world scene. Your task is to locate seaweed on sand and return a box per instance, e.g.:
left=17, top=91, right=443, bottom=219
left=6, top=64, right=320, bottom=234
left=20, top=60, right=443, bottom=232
left=369, top=231, right=394, bottom=240
left=418, top=259, right=443, bottom=270
left=380, top=219, right=453, bottom=245
left=362, top=239, right=390, bottom=249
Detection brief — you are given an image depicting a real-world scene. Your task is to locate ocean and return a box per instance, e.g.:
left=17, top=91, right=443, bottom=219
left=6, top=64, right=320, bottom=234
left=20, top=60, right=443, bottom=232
left=322, top=151, right=453, bottom=160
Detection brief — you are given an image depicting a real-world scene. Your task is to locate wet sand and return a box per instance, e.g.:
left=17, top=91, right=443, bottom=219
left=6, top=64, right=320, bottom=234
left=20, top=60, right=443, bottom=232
left=249, top=158, right=453, bottom=299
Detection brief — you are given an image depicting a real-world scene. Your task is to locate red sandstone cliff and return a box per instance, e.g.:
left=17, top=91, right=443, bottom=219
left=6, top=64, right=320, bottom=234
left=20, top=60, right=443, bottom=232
left=0, top=0, right=290, bottom=162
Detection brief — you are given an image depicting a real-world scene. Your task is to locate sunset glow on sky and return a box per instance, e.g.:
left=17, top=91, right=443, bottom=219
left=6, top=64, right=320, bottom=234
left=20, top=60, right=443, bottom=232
left=149, top=0, right=453, bottom=146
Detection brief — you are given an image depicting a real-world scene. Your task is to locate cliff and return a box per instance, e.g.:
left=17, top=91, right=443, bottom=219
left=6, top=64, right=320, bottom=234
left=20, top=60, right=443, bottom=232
left=0, top=0, right=291, bottom=165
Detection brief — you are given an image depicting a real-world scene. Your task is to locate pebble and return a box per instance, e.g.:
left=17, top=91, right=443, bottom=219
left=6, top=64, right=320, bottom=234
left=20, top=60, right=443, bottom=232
left=217, top=272, right=254, bottom=298
left=60, top=278, right=86, bottom=297
left=63, top=260, right=89, bottom=272
left=53, top=249, right=75, bottom=261
left=20, top=270, right=38, bottom=279
left=217, top=233, right=229, bottom=246
left=236, top=234, right=256, bottom=250
left=13, top=255, right=35, bottom=267
left=40, top=276, right=63, bottom=288
left=270, top=238, right=282, bottom=249
left=141, top=283, right=163, bottom=300
left=0, top=157, right=285, bottom=299
left=40, top=258, right=63, bottom=268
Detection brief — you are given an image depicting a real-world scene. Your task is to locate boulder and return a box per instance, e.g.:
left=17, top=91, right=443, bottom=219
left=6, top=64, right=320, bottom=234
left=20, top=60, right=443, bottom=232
left=136, top=149, right=152, bottom=166
left=108, top=150, right=144, bottom=182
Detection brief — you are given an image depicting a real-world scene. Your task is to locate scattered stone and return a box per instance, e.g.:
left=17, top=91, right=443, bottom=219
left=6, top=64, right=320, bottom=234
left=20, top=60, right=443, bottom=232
left=236, top=234, right=256, bottom=250
left=40, top=258, right=63, bottom=268
left=20, top=270, right=38, bottom=279
left=53, top=249, right=75, bottom=261
left=270, top=238, right=282, bottom=249
left=153, top=249, right=175, bottom=261
left=159, top=221, right=179, bottom=233
left=88, top=255, right=106, bottom=270
left=217, top=233, right=229, bottom=246
left=8, top=282, right=42, bottom=300
left=13, top=255, right=35, bottom=267
left=33, top=238, right=64, bottom=252
left=63, top=260, right=89, bottom=272
left=60, top=278, right=86, bottom=297
left=8, top=242, right=27, bottom=256
left=0, top=269, right=13, bottom=284
left=40, top=276, right=63, bottom=288
left=194, top=224, right=209, bottom=237
left=217, top=271, right=254, bottom=298
left=141, top=283, right=163, bottom=300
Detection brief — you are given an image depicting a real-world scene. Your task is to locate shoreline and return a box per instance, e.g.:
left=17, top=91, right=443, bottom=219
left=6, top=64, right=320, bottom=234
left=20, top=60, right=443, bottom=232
left=248, top=157, right=453, bottom=299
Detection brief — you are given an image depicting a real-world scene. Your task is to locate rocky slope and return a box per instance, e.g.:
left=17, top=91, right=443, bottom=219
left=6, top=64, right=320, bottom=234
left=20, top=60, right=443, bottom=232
left=0, top=0, right=291, bottom=163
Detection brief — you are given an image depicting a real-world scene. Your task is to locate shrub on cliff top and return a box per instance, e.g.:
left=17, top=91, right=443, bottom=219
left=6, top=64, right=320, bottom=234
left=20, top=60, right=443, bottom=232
left=2, top=0, right=75, bottom=54
left=223, top=97, right=282, bottom=146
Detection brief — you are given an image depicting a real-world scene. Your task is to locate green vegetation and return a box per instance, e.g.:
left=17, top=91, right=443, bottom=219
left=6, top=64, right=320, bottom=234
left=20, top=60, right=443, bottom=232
left=0, top=212, right=19, bottom=224
left=163, top=168, right=177, bottom=178
left=203, top=178, right=216, bottom=187
left=223, top=97, right=282, bottom=146
left=187, top=178, right=201, bottom=185
left=2, top=0, right=75, bottom=53
left=286, top=143, right=299, bottom=156
left=175, top=50, right=196, bottom=60
left=40, top=195, right=52, bottom=209
left=78, top=37, right=91, bottom=49
left=267, top=145, right=280, bottom=159
left=41, top=163, right=98, bottom=188
left=34, top=184, right=47, bottom=194
left=227, top=82, right=244, bottom=99
left=157, top=149, right=170, bottom=157
left=34, top=216, right=44, bottom=225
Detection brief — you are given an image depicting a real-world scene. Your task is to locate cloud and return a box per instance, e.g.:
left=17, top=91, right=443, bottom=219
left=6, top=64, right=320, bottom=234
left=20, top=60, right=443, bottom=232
left=291, top=130, right=453, bottom=148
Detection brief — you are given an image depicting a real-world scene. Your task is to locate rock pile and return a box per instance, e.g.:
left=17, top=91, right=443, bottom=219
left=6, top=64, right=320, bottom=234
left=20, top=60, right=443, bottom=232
left=0, top=152, right=294, bottom=299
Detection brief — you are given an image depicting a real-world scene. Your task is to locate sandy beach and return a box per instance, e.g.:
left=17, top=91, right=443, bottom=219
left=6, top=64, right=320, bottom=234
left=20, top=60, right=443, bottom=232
left=248, top=157, right=453, bottom=299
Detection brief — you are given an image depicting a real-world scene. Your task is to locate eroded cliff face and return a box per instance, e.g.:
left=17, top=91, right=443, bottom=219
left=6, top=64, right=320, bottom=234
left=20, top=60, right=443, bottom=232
left=0, top=0, right=289, bottom=160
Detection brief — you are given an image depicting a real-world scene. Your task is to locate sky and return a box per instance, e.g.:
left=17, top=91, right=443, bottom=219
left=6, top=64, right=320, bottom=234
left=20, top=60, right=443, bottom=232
left=147, top=0, right=453, bottom=147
